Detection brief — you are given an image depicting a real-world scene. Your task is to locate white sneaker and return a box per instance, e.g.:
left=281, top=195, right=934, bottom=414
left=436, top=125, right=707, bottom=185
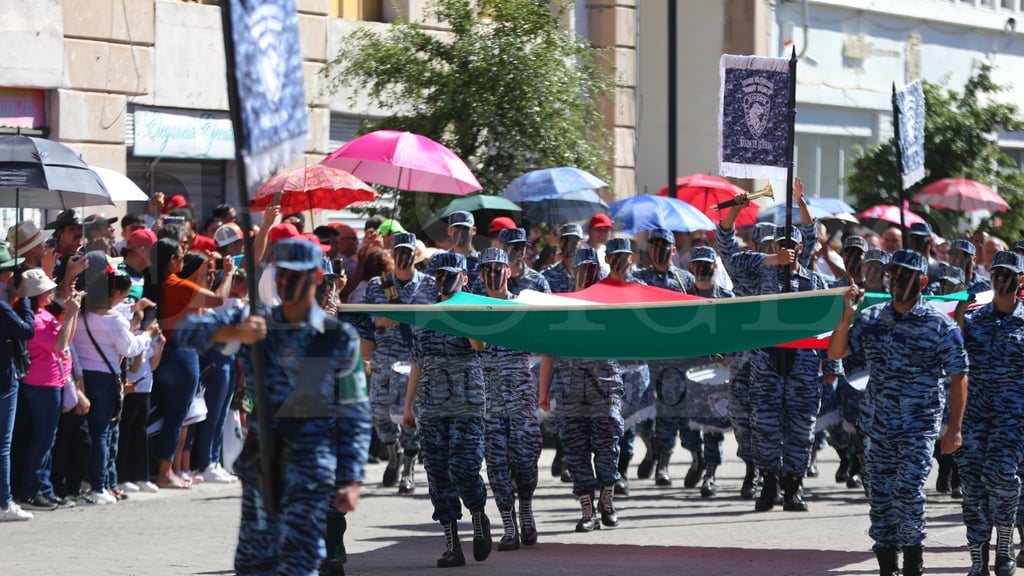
left=86, top=491, right=117, bottom=505
left=0, top=502, right=33, bottom=522
left=140, top=481, right=160, bottom=494
left=117, top=482, right=140, bottom=493
left=201, top=464, right=236, bottom=484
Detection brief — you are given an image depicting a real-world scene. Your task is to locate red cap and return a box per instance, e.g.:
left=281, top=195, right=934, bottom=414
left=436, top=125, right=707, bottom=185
left=488, top=216, right=517, bottom=235
left=301, top=233, right=331, bottom=252
left=269, top=222, right=300, bottom=244
left=589, top=213, right=613, bottom=230
left=163, top=194, right=193, bottom=213
left=125, top=229, right=157, bottom=251
left=190, top=234, right=217, bottom=253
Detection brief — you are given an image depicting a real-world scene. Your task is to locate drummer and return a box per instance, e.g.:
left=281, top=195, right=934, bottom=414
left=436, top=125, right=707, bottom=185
left=685, top=246, right=734, bottom=497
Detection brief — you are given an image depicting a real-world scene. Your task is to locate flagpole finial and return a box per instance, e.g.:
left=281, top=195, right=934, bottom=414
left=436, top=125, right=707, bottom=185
left=790, top=45, right=797, bottom=59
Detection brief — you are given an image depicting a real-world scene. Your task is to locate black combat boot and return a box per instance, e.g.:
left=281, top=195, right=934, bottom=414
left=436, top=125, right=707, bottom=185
left=575, top=493, right=600, bottom=532
left=936, top=454, right=952, bottom=493
left=754, top=471, right=778, bottom=512
left=470, top=508, right=492, bottom=562
left=382, top=442, right=401, bottom=488
left=519, top=498, right=537, bottom=546
left=700, top=465, right=717, bottom=498
left=966, top=541, right=990, bottom=576
left=902, top=545, right=924, bottom=576
left=835, top=452, right=850, bottom=483
left=951, top=462, right=963, bottom=499
left=397, top=452, right=417, bottom=495
left=806, top=449, right=819, bottom=478
left=740, top=461, right=759, bottom=500
left=1017, top=525, right=1024, bottom=568
left=319, top=512, right=347, bottom=576
left=497, top=507, right=519, bottom=552
left=598, top=485, right=619, bottom=527
left=996, top=525, right=1016, bottom=576
left=683, top=450, right=706, bottom=489
left=846, top=453, right=864, bottom=489
left=614, top=449, right=630, bottom=495
left=873, top=546, right=899, bottom=576
left=551, top=443, right=565, bottom=478
left=781, top=474, right=808, bottom=512
left=655, top=452, right=672, bottom=487
left=637, top=436, right=655, bottom=479
left=437, top=521, right=466, bottom=568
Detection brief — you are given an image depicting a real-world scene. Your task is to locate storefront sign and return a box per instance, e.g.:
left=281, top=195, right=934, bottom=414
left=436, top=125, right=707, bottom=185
left=133, top=107, right=235, bottom=160
left=0, top=89, right=46, bottom=129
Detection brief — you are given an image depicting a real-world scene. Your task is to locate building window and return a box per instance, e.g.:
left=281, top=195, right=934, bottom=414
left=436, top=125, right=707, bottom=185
left=1001, top=147, right=1024, bottom=172
left=794, top=133, right=868, bottom=203
left=331, top=0, right=381, bottom=21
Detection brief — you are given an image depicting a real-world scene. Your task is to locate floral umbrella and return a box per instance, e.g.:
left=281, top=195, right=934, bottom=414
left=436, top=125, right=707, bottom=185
left=250, top=165, right=376, bottom=213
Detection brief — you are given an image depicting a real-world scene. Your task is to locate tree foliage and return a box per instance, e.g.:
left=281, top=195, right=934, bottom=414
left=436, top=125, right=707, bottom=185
left=845, top=65, right=1024, bottom=241
left=323, top=0, right=613, bottom=230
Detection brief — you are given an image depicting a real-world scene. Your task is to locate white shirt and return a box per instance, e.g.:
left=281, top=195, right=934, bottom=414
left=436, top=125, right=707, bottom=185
left=126, top=336, right=160, bottom=394
left=257, top=264, right=280, bottom=306
left=72, top=311, right=150, bottom=374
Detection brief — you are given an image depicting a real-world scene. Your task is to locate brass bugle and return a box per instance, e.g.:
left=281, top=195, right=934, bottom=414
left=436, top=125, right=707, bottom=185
left=709, top=183, right=774, bottom=210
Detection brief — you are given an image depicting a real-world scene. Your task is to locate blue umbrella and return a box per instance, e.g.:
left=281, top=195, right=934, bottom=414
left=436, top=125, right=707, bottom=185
left=609, top=194, right=714, bottom=234
left=519, top=189, right=608, bottom=225
left=503, top=167, right=608, bottom=202
left=806, top=196, right=855, bottom=215
left=756, top=203, right=831, bottom=226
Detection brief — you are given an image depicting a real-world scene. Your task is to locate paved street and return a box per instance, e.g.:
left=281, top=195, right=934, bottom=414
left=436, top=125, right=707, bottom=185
left=3, top=437, right=975, bottom=576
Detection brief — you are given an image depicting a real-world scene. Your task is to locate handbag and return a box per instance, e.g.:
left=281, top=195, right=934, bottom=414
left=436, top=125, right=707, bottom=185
left=7, top=337, right=30, bottom=381
left=82, top=313, right=125, bottom=420
left=60, top=360, right=79, bottom=413
left=183, top=386, right=209, bottom=426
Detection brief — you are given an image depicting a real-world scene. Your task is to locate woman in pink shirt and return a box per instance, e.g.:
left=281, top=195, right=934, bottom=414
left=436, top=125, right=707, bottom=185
left=17, top=270, right=80, bottom=511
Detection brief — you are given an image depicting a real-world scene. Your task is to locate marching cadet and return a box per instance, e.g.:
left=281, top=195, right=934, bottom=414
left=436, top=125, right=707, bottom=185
left=686, top=246, right=733, bottom=497
left=634, top=228, right=696, bottom=293
left=863, top=249, right=889, bottom=293
left=476, top=248, right=541, bottom=550
left=361, top=232, right=437, bottom=494
left=540, top=224, right=586, bottom=481
left=423, top=211, right=481, bottom=285
left=604, top=237, right=651, bottom=494
left=934, top=264, right=966, bottom=500
left=176, top=238, right=372, bottom=576
left=539, top=247, right=624, bottom=533
left=498, top=228, right=551, bottom=295
left=402, top=252, right=492, bottom=568
left=955, top=251, right=1024, bottom=576
left=828, top=249, right=969, bottom=576
left=731, top=226, right=840, bottom=513
left=948, top=239, right=992, bottom=295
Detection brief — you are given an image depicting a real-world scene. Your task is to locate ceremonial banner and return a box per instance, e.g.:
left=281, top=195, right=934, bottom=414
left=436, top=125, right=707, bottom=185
left=894, top=80, right=926, bottom=189
left=346, top=280, right=847, bottom=360
left=718, top=55, right=793, bottom=181
left=227, top=0, right=308, bottom=188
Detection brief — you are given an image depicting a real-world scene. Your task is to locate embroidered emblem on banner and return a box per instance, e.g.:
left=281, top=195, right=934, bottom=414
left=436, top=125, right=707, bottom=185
left=743, top=77, right=773, bottom=140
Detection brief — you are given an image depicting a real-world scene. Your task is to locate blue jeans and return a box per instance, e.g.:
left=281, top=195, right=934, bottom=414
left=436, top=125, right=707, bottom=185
left=152, top=341, right=199, bottom=462
left=193, top=350, right=235, bottom=471
left=0, top=379, right=18, bottom=508
left=84, top=371, right=119, bottom=492
left=18, top=384, right=61, bottom=499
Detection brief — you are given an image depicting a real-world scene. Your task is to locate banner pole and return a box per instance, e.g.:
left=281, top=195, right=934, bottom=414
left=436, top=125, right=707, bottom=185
left=667, top=0, right=678, bottom=199
left=783, top=46, right=797, bottom=293
left=891, top=82, right=908, bottom=246
left=219, top=0, right=278, bottom=514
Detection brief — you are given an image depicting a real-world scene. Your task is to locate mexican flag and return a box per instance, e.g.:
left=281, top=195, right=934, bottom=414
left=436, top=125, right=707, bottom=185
left=346, top=279, right=848, bottom=360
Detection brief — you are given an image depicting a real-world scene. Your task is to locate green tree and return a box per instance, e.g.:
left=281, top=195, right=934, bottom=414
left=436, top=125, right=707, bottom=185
left=846, top=65, right=1024, bottom=240
left=323, top=0, right=612, bottom=230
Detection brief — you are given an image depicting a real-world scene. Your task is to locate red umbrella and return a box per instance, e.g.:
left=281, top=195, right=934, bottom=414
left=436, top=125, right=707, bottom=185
left=858, top=204, right=926, bottom=228
left=656, top=173, right=759, bottom=227
left=913, top=178, right=1009, bottom=212
left=250, top=165, right=377, bottom=213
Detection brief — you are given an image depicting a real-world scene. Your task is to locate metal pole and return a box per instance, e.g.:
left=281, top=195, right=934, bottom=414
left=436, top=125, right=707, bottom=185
left=892, top=83, right=908, bottom=247
left=218, top=0, right=278, bottom=514
left=783, top=47, right=798, bottom=292
left=667, top=0, right=678, bottom=199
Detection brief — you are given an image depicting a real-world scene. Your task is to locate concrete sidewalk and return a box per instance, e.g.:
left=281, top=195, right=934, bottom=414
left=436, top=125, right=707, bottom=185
left=1, top=436, right=976, bottom=575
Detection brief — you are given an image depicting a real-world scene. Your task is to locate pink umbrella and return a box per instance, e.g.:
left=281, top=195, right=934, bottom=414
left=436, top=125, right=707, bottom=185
left=858, top=204, right=926, bottom=228
left=321, top=130, right=482, bottom=195
left=913, top=178, right=1009, bottom=212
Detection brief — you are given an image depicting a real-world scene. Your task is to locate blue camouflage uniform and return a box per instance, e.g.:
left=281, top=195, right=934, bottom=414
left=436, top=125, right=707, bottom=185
left=847, top=254, right=969, bottom=553
left=541, top=261, right=575, bottom=293
left=176, top=239, right=371, bottom=576
left=362, top=241, right=437, bottom=456
left=731, top=226, right=840, bottom=499
left=956, top=252, right=1024, bottom=555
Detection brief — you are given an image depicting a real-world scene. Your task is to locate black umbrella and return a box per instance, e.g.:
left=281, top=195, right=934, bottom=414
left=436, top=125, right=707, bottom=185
left=520, top=189, right=609, bottom=225
left=0, top=135, right=112, bottom=209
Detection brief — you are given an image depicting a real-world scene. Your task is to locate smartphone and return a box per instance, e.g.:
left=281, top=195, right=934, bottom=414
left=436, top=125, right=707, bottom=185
left=164, top=216, right=186, bottom=226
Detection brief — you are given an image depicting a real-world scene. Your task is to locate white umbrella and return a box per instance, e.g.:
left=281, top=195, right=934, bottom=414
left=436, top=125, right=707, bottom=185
left=91, top=167, right=150, bottom=202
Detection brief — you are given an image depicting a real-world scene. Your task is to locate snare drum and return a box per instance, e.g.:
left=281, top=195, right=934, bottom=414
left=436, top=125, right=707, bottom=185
left=681, top=362, right=732, bottom=433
